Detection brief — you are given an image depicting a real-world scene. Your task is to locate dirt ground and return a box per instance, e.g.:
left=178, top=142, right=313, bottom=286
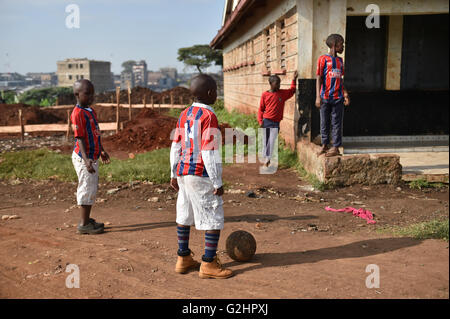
left=0, top=160, right=448, bottom=299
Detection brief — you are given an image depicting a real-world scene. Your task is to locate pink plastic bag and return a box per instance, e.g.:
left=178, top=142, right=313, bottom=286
left=325, top=206, right=376, bottom=224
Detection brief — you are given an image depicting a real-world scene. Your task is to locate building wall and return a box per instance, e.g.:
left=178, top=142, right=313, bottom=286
left=57, top=59, right=90, bottom=87
left=219, top=0, right=449, bottom=148
left=57, top=59, right=113, bottom=93
left=222, top=1, right=298, bottom=148
left=89, top=61, right=113, bottom=92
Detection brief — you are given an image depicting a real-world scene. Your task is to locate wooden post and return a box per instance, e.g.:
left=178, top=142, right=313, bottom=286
left=66, top=109, right=71, bottom=141
left=170, top=92, right=174, bottom=106
left=159, top=96, right=161, bottom=113
left=116, top=86, right=120, bottom=133
left=180, top=96, right=183, bottom=105
left=151, top=95, right=154, bottom=108
left=128, top=86, right=132, bottom=121
left=18, top=109, right=24, bottom=142
left=143, top=95, right=146, bottom=108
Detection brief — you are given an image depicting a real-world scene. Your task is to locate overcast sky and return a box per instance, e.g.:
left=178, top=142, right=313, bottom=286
left=0, top=0, right=224, bottom=74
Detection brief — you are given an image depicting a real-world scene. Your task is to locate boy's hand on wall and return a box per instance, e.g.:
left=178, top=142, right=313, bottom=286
left=213, top=186, right=224, bottom=196
left=344, top=95, right=350, bottom=106
left=170, top=178, right=179, bottom=192
left=315, top=97, right=322, bottom=108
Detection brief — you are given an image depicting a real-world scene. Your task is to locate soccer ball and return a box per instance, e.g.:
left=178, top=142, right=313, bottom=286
left=226, top=230, right=257, bottom=262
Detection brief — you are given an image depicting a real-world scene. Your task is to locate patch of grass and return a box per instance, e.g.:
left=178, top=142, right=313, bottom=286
left=0, top=148, right=171, bottom=183
left=380, top=219, right=449, bottom=241
left=102, top=148, right=171, bottom=183
left=0, top=148, right=77, bottom=181
left=167, top=107, right=185, bottom=119
left=222, top=180, right=231, bottom=190
left=277, top=139, right=298, bottom=169
left=295, top=161, right=328, bottom=191
left=409, top=178, right=447, bottom=190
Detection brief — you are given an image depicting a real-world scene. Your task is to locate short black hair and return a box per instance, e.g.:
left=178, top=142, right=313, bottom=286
left=190, top=74, right=216, bottom=98
left=326, top=34, right=344, bottom=48
left=269, top=75, right=280, bottom=84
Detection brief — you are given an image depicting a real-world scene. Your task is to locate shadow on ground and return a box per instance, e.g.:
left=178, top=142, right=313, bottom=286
left=104, top=213, right=317, bottom=233
left=223, top=237, right=422, bottom=275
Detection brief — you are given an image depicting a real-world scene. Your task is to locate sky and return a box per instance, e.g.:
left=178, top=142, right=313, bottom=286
left=0, top=0, right=225, bottom=74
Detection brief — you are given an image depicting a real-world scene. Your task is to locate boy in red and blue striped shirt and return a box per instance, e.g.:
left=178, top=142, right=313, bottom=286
left=70, top=79, right=110, bottom=234
left=170, top=74, right=233, bottom=279
left=316, top=34, right=350, bottom=157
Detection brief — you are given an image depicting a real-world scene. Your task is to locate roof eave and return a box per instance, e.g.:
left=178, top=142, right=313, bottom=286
left=210, top=0, right=257, bottom=50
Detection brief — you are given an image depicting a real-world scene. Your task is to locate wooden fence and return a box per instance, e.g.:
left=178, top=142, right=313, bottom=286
left=0, top=86, right=188, bottom=141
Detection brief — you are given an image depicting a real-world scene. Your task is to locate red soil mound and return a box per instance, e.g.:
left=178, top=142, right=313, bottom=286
left=102, top=109, right=178, bottom=153
left=102, top=108, right=232, bottom=154
left=0, top=104, right=65, bottom=126
left=94, top=86, right=193, bottom=105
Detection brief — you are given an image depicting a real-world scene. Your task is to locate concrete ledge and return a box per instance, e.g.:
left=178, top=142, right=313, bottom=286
left=402, top=173, right=449, bottom=184
left=296, top=140, right=402, bottom=186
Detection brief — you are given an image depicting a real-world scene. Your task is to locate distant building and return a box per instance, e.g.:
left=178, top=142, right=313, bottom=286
left=147, top=68, right=179, bottom=91
left=120, top=71, right=134, bottom=89
left=160, top=67, right=178, bottom=81
left=113, top=73, right=121, bottom=87
left=147, top=71, right=163, bottom=88
left=26, top=72, right=57, bottom=87
left=56, top=58, right=113, bottom=92
left=0, top=73, right=26, bottom=89
left=132, top=60, right=148, bottom=87
left=0, top=72, right=24, bottom=81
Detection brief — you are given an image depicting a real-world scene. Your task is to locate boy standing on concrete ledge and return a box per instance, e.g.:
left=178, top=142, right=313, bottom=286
left=316, top=34, right=350, bottom=157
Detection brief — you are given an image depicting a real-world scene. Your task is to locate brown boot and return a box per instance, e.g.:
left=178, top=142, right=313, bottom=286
left=199, top=256, right=233, bottom=279
left=317, top=144, right=330, bottom=156
left=325, top=146, right=341, bottom=157
left=175, top=251, right=200, bottom=274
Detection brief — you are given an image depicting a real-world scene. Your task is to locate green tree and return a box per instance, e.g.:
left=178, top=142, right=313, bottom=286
left=19, top=87, right=73, bottom=106
left=177, top=45, right=222, bottom=73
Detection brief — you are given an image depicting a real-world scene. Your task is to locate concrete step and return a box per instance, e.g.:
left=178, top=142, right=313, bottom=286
left=343, top=135, right=449, bottom=154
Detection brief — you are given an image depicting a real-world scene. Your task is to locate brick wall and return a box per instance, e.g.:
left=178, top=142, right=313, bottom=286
left=222, top=8, right=298, bottom=149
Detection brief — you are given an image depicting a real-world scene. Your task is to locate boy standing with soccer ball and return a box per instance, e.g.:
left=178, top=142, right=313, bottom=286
left=170, top=74, right=233, bottom=279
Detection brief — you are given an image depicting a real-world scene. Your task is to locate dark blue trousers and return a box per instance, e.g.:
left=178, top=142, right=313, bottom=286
left=320, top=99, right=344, bottom=147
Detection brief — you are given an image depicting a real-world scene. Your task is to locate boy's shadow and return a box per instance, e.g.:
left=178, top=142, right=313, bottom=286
left=225, top=213, right=318, bottom=223
left=105, top=221, right=175, bottom=233
left=223, top=237, right=422, bottom=275
left=104, top=214, right=317, bottom=233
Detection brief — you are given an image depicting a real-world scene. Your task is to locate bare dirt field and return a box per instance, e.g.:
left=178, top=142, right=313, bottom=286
left=0, top=162, right=448, bottom=299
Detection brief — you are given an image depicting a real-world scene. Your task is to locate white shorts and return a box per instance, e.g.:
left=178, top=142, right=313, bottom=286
left=176, top=175, right=224, bottom=230
left=72, top=152, right=99, bottom=206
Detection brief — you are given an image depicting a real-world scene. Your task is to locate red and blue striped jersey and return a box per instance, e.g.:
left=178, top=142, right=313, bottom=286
left=71, top=105, right=102, bottom=160
left=172, top=103, right=220, bottom=177
left=317, top=54, right=345, bottom=101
